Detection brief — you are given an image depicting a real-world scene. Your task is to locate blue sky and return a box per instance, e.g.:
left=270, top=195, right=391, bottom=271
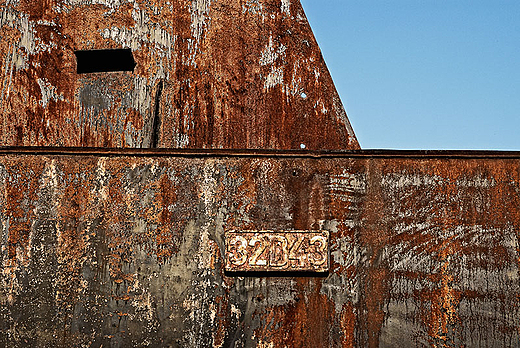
left=300, top=1, right=520, bottom=150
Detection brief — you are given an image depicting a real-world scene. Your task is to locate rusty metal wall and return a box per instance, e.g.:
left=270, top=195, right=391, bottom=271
left=0, top=150, right=518, bottom=347
left=0, top=0, right=358, bottom=150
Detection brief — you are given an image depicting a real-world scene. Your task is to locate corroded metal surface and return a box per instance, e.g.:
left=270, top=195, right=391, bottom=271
left=0, top=151, right=519, bottom=347
left=0, top=0, right=358, bottom=150
left=225, top=230, right=329, bottom=273
left=3, top=1, right=515, bottom=347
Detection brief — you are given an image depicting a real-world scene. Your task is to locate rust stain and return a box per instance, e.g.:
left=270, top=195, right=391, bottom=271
left=340, top=303, right=356, bottom=348
left=254, top=278, right=337, bottom=347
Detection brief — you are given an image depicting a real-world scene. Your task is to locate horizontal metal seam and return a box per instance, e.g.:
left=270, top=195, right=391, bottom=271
left=0, top=147, right=519, bottom=159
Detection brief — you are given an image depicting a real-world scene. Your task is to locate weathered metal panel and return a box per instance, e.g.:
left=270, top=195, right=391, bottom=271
left=0, top=151, right=518, bottom=347
left=0, top=0, right=358, bottom=150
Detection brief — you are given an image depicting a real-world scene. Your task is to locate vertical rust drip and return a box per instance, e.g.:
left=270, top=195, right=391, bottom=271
left=362, top=159, right=387, bottom=347
left=151, top=80, right=164, bottom=148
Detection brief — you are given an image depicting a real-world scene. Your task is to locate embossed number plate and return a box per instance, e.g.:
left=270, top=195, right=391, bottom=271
left=225, top=230, right=329, bottom=273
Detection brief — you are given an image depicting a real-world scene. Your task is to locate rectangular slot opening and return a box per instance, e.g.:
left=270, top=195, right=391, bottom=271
left=74, top=48, right=136, bottom=74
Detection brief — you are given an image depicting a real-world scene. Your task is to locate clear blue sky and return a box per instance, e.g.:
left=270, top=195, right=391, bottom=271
left=300, top=1, right=520, bottom=150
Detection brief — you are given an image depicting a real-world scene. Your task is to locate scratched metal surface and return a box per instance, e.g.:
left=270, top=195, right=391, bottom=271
left=0, top=153, right=518, bottom=347
left=0, top=0, right=358, bottom=150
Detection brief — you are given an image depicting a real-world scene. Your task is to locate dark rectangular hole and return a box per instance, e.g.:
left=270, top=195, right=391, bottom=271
left=74, top=48, right=136, bottom=74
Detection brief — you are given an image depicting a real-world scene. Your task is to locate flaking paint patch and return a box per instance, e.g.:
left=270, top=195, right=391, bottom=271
left=191, top=0, right=212, bottom=41
left=264, top=65, right=283, bottom=90
left=197, top=161, right=219, bottom=270
left=37, top=78, right=64, bottom=107
left=259, top=36, right=286, bottom=66
left=0, top=40, right=16, bottom=107
left=455, top=174, right=496, bottom=188
left=100, top=3, right=175, bottom=53
left=382, top=172, right=445, bottom=189
left=91, top=0, right=125, bottom=9
left=230, top=303, right=241, bottom=320
left=242, top=0, right=263, bottom=16
left=322, top=272, right=359, bottom=314
left=95, top=158, right=109, bottom=202
left=329, top=171, right=366, bottom=196
left=0, top=8, right=34, bottom=70
left=260, top=35, right=287, bottom=90
left=257, top=340, right=275, bottom=348
left=281, top=0, right=290, bottom=15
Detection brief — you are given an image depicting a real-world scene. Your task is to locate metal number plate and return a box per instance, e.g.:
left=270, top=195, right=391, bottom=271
left=225, top=230, right=329, bottom=273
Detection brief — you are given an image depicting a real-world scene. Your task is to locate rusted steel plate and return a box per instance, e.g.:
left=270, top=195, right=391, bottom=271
left=225, top=230, right=329, bottom=273
left=0, top=152, right=519, bottom=347
left=0, top=0, right=358, bottom=150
